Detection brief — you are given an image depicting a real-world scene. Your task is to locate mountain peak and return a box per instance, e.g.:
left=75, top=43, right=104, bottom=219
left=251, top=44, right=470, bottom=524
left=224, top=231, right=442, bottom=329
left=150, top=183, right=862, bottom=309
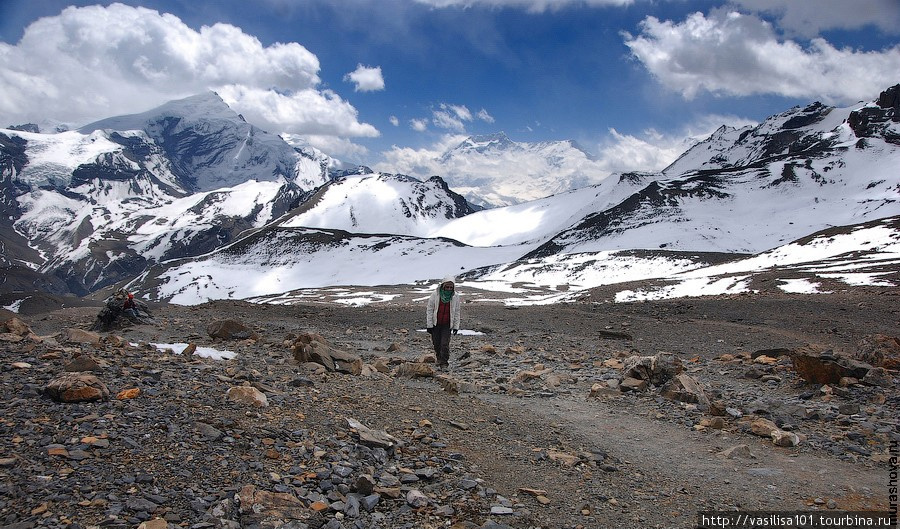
left=74, top=91, right=330, bottom=192
left=79, top=91, right=234, bottom=134
left=452, top=132, right=517, bottom=154
left=468, top=131, right=512, bottom=144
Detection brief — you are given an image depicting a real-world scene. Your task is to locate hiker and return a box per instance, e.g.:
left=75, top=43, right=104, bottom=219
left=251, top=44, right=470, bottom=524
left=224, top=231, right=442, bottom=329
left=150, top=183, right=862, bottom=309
left=122, top=292, right=140, bottom=323
left=426, top=276, right=461, bottom=369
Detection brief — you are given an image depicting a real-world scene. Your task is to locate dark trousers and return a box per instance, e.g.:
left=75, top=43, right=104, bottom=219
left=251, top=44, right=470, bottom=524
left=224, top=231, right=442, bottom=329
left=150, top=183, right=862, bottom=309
left=431, top=324, right=452, bottom=365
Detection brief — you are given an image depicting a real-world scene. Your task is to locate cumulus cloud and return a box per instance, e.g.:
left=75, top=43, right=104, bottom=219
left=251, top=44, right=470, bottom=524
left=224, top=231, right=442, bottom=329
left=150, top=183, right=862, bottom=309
left=376, top=132, right=613, bottom=204
left=216, top=85, right=378, bottom=138
left=0, top=3, right=377, bottom=152
left=623, top=10, right=900, bottom=104
left=595, top=114, right=758, bottom=173
left=344, top=64, right=385, bottom=92
left=389, top=115, right=400, bottom=126
left=377, top=134, right=465, bottom=174
left=410, top=118, right=429, bottom=132
left=729, top=0, right=900, bottom=37
left=412, top=0, right=633, bottom=13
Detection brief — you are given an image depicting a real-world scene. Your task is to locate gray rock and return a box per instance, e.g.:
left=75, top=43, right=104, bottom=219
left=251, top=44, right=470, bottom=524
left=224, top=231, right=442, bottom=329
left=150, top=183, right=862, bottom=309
left=406, top=489, right=429, bottom=508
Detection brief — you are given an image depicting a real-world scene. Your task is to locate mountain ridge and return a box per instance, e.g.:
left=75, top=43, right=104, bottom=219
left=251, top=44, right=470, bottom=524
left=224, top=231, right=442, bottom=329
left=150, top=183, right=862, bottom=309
left=2, top=85, right=899, bottom=304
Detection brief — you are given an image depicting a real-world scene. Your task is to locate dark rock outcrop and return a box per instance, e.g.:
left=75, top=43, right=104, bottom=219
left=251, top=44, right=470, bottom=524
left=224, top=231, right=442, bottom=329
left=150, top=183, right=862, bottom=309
left=791, top=347, right=872, bottom=384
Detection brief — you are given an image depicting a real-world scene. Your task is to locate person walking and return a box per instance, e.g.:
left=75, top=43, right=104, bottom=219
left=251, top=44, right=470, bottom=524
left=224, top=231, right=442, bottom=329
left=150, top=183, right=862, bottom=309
left=426, top=276, right=461, bottom=369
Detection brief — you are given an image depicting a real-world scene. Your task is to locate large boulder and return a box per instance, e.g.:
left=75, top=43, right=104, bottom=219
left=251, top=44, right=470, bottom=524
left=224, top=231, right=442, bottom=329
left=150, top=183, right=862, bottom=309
left=291, top=332, right=362, bottom=375
left=622, top=352, right=683, bottom=386
left=1, top=317, right=32, bottom=336
left=90, top=289, right=155, bottom=331
left=207, top=319, right=259, bottom=341
left=854, top=334, right=900, bottom=370
left=44, top=373, right=110, bottom=403
left=660, top=373, right=710, bottom=410
left=62, top=328, right=102, bottom=346
left=791, top=347, right=871, bottom=384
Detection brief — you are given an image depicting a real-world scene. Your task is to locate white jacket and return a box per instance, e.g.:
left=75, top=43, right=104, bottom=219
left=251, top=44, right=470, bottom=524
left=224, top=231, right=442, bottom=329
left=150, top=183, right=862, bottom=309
left=426, top=279, right=461, bottom=330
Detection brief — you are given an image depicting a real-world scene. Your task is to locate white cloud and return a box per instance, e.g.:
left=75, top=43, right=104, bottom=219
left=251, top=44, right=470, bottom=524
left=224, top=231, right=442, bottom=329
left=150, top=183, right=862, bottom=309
left=729, top=0, right=900, bottom=37
left=0, top=3, right=376, bottom=145
left=344, top=64, right=385, bottom=92
left=432, top=111, right=465, bottom=132
left=595, top=114, right=758, bottom=173
left=432, top=103, right=471, bottom=131
left=427, top=103, right=495, bottom=132
left=217, top=85, right=379, bottom=138
left=410, top=118, right=429, bottom=132
left=412, top=0, right=633, bottom=13
left=299, top=135, right=371, bottom=161
left=477, top=108, right=496, bottom=123
left=623, top=10, right=900, bottom=104
left=376, top=134, right=469, bottom=176
left=389, top=115, right=400, bottom=126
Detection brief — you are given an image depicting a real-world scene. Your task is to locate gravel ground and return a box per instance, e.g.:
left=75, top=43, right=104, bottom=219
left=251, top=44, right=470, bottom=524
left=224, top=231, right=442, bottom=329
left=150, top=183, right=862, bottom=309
left=1, top=284, right=898, bottom=529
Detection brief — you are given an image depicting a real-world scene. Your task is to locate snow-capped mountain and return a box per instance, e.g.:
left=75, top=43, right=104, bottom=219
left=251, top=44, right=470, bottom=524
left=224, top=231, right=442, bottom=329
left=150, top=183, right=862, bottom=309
left=1, top=92, right=342, bottom=293
left=2, top=85, right=899, bottom=306
left=129, top=85, right=899, bottom=305
left=436, top=132, right=611, bottom=207
left=78, top=92, right=331, bottom=192
left=522, top=87, right=900, bottom=258
left=281, top=172, right=476, bottom=237
left=0, top=92, right=485, bottom=295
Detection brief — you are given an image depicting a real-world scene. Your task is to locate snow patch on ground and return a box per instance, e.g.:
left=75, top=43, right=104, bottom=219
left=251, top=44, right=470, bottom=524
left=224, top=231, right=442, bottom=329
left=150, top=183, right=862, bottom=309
left=151, top=342, right=236, bottom=360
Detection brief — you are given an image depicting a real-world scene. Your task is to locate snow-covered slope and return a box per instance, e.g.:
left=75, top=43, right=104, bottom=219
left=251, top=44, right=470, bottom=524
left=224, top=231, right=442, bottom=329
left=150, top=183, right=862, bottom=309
left=524, top=87, right=900, bottom=258
left=137, top=227, right=525, bottom=305
left=613, top=216, right=900, bottom=302
left=4, top=86, right=900, bottom=305
left=430, top=172, right=652, bottom=246
left=436, top=132, right=611, bottom=207
left=281, top=172, right=475, bottom=236
left=0, top=92, right=341, bottom=293
left=79, top=92, right=330, bottom=192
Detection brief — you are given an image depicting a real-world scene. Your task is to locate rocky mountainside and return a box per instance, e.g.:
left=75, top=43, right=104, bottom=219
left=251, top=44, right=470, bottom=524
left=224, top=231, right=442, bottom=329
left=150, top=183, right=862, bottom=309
left=281, top=172, right=477, bottom=237
left=525, top=85, right=900, bottom=259
left=0, top=93, right=476, bottom=296
left=2, top=86, right=899, bottom=306
left=78, top=92, right=328, bottom=193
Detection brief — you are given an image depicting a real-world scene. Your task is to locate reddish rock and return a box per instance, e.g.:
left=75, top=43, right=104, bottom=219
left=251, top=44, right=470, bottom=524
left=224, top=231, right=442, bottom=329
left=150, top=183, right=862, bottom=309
left=855, top=334, right=900, bottom=369
left=116, top=388, right=141, bottom=400
left=226, top=386, right=268, bottom=407
left=236, top=484, right=312, bottom=523
left=62, top=328, right=101, bottom=345
left=1, top=317, right=32, bottom=336
left=44, top=373, right=110, bottom=403
left=207, top=319, right=259, bottom=341
left=660, top=373, right=710, bottom=410
left=791, top=347, right=871, bottom=384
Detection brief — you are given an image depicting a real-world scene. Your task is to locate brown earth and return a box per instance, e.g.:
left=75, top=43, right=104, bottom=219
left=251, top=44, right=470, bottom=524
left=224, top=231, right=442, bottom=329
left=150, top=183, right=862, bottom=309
left=2, top=284, right=899, bottom=528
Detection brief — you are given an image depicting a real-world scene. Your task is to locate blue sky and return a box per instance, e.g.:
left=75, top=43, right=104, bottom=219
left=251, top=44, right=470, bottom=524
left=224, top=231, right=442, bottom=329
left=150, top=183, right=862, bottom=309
left=1, top=0, right=899, bottom=176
